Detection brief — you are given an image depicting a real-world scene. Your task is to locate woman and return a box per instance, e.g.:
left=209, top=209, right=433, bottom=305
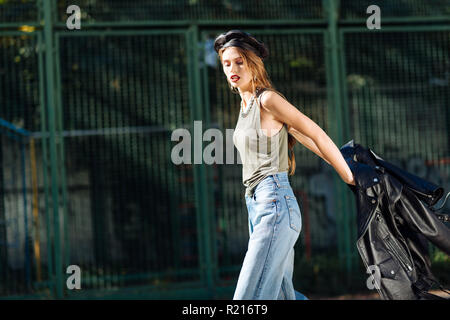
left=214, top=30, right=355, bottom=300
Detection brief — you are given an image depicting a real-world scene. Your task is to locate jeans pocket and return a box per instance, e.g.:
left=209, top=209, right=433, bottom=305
left=284, top=195, right=302, bottom=232
left=254, top=186, right=276, bottom=203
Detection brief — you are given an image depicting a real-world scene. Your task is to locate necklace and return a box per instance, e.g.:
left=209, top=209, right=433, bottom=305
left=240, top=88, right=262, bottom=117
left=241, top=94, right=256, bottom=117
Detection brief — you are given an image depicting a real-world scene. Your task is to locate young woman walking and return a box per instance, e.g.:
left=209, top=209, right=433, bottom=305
left=214, top=30, right=355, bottom=300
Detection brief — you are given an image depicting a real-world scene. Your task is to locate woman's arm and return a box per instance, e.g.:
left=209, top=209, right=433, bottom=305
left=261, top=91, right=355, bottom=185
left=288, top=126, right=331, bottom=165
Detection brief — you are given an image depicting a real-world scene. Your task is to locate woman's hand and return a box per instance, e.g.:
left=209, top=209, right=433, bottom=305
left=346, top=174, right=356, bottom=186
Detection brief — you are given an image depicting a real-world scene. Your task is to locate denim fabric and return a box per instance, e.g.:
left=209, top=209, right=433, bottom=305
left=233, top=171, right=308, bottom=300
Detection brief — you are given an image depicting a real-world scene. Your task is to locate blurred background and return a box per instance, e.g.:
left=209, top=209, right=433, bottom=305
left=0, top=0, right=449, bottom=299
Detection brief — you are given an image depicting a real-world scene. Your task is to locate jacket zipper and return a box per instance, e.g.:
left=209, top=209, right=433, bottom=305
left=377, top=177, right=416, bottom=274
left=384, top=234, right=413, bottom=273
left=376, top=213, right=413, bottom=273
left=406, top=186, right=434, bottom=200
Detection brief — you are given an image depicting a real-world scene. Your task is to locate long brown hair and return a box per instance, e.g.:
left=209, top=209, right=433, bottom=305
left=218, top=46, right=297, bottom=176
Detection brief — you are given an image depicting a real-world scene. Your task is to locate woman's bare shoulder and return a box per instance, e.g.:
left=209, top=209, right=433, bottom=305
left=259, top=89, right=286, bottom=112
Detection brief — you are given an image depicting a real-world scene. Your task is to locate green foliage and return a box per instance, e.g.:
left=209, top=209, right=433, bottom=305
left=431, top=249, right=450, bottom=287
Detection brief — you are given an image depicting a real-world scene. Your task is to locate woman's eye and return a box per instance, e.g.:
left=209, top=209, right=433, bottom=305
left=223, top=61, right=242, bottom=67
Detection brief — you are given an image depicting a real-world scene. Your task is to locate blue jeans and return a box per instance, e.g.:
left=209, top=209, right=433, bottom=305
left=233, top=171, right=308, bottom=300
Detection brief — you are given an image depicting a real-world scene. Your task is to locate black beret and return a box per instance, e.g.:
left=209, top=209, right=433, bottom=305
left=214, top=30, right=269, bottom=60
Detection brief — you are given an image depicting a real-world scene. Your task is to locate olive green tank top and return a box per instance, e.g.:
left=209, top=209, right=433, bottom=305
left=233, top=89, right=289, bottom=197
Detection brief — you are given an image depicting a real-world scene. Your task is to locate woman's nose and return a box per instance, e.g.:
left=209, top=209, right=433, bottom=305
left=230, top=63, right=239, bottom=73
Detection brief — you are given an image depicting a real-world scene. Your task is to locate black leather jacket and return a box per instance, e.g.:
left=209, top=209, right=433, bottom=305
left=340, top=140, right=450, bottom=300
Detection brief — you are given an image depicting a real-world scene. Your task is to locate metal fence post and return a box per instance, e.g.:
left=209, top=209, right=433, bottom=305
left=323, top=0, right=355, bottom=276
left=37, top=26, right=55, bottom=298
left=186, top=25, right=215, bottom=297
left=42, top=0, right=64, bottom=299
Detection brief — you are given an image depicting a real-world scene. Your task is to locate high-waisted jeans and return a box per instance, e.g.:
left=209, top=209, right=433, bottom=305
left=233, top=171, right=308, bottom=300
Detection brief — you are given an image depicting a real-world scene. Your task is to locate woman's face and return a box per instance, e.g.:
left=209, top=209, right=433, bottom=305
left=221, top=47, right=252, bottom=92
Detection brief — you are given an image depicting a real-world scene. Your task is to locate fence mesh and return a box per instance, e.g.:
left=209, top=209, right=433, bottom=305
left=0, top=0, right=38, bottom=24
left=343, top=29, right=450, bottom=261
left=0, top=34, right=41, bottom=132
left=344, top=29, right=449, bottom=171
left=55, top=0, right=324, bottom=22
left=0, top=33, right=52, bottom=297
left=58, top=32, right=201, bottom=290
left=0, top=0, right=449, bottom=299
left=340, top=0, right=450, bottom=19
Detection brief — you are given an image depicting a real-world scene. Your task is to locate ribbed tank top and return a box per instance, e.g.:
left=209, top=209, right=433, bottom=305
left=233, top=89, right=289, bottom=197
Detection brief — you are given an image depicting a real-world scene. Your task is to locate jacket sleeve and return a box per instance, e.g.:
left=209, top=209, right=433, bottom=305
left=394, top=185, right=450, bottom=255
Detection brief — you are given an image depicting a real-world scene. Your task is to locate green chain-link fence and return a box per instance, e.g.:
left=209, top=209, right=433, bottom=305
left=0, top=0, right=449, bottom=299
